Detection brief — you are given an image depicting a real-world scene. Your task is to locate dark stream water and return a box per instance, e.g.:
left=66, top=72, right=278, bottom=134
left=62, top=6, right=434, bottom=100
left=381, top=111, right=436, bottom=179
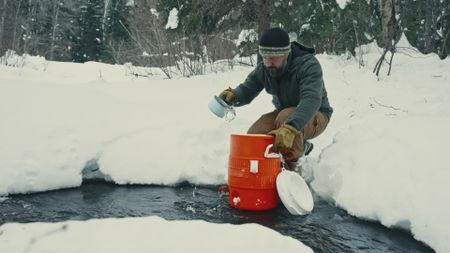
left=0, top=182, right=434, bottom=253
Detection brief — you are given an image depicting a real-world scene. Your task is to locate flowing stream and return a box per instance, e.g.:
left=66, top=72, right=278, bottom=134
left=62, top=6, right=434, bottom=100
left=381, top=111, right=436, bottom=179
left=0, top=182, right=434, bottom=253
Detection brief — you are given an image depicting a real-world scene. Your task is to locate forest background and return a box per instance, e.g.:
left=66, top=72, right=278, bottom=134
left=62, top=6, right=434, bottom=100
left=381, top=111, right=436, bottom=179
left=0, top=0, right=448, bottom=78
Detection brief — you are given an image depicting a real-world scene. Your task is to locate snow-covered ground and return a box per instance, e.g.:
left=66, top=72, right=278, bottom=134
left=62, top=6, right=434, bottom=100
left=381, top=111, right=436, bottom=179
left=0, top=36, right=449, bottom=252
left=0, top=216, right=312, bottom=253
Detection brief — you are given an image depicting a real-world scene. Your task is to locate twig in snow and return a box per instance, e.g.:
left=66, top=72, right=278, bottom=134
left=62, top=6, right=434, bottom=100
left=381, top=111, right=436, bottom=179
left=98, top=69, right=105, bottom=82
left=369, top=97, right=408, bottom=112
left=23, top=224, right=68, bottom=253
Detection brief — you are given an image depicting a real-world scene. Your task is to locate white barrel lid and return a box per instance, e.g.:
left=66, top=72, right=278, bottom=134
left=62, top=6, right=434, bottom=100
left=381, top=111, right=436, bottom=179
left=276, top=170, right=314, bottom=215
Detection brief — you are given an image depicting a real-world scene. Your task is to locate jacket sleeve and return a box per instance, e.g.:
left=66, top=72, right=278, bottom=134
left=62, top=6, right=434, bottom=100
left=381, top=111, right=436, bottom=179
left=285, top=58, right=323, bottom=130
left=233, top=64, right=264, bottom=107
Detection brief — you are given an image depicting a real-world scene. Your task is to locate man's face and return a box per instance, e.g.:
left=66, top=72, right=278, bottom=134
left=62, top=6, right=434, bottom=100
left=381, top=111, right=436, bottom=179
left=262, top=55, right=288, bottom=71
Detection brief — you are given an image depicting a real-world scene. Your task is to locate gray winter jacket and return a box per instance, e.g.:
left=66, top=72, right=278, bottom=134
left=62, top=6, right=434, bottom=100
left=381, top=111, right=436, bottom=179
left=233, top=42, right=333, bottom=130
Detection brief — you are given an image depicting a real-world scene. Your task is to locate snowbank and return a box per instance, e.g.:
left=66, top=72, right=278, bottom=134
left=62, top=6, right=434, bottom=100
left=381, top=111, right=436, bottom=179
left=307, top=37, right=450, bottom=253
left=0, top=216, right=312, bottom=253
left=0, top=37, right=449, bottom=252
left=0, top=62, right=271, bottom=194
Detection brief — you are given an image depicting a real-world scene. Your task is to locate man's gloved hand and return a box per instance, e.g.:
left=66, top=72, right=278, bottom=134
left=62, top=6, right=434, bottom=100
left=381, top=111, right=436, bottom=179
left=268, top=124, right=298, bottom=153
left=219, top=87, right=236, bottom=105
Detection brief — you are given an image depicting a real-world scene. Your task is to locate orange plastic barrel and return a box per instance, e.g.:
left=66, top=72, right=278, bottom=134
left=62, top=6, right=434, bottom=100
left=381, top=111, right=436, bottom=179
left=228, top=134, right=282, bottom=210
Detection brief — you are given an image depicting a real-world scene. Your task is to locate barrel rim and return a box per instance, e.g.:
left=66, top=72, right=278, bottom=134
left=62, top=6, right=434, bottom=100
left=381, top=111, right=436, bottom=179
left=230, top=133, right=274, bottom=139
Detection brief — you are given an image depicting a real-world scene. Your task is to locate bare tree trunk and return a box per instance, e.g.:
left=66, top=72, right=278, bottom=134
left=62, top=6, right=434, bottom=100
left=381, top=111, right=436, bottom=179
left=102, top=0, right=111, bottom=42
left=374, top=0, right=397, bottom=76
left=424, top=0, right=433, bottom=53
left=381, top=0, right=394, bottom=51
left=353, top=20, right=364, bottom=67
left=0, top=0, right=7, bottom=51
left=12, top=0, right=23, bottom=52
left=440, top=29, right=449, bottom=59
left=49, top=0, right=60, bottom=61
left=23, top=0, right=34, bottom=54
left=439, top=0, right=449, bottom=59
left=255, top=0, right=272, bottom=63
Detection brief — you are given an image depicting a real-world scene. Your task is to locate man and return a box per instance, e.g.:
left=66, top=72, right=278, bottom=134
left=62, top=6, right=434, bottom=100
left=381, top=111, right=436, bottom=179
left=219, top=27, right=333, bottom=170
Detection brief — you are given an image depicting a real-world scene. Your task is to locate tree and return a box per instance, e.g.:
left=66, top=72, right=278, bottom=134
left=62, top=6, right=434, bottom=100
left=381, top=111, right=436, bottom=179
left=0, top=0, right=7, bottom=54
left=424, top=0, right=433, bottom=53
left=339, top=0, right=379, bottom=56
left=255, top=0, right=272, bottom=62
left=46, top=1, right=74, bottom=61
left=22, top=0, right=41, bottom=55
left=156, top=0, right=273, bottom=63
left=103, top=0, right=131, bottom=63
left=398, top=0, right=449, bottom=58
left=373, top=0, right=400, bottom=76
left=71, top=0, right=104, bottom=62
left=48, top=1, right=61, bottom=60
left=1, top=0, right=448, bottom=67
left=437, top=0, right=449, bottom=59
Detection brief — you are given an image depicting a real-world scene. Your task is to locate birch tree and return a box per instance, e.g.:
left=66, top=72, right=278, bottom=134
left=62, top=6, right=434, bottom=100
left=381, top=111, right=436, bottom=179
left=49, top=0, right=61, bottom=60
left=373, top=0, right=399, bottom=76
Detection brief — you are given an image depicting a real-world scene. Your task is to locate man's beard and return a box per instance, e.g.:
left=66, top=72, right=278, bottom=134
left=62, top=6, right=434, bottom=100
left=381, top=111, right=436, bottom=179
left=268, top=67, right=278, bottom=72
left=268, top=67, right=281, bottom=76
left=268, top=61, right=287, bottom=78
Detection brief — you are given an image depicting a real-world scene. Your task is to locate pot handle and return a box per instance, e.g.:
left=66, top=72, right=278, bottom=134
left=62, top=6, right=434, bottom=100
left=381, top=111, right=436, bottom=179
left=264, top=144, right=281, bottom=158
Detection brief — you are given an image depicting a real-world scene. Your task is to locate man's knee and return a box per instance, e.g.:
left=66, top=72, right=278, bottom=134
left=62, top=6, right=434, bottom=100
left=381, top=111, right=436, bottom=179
left=303, top=111, right=329, bottom=140
left=247, top=112, right=277, bottom=134
left=274, top=107, right=296, bottom=128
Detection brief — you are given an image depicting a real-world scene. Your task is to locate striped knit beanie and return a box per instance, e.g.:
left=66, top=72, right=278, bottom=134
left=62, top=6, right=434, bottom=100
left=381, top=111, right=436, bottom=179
left=258, top=27, right=291, bottom=56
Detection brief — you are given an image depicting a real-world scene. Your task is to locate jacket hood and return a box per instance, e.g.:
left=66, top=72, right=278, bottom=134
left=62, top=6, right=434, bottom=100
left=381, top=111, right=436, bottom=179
left=287, top=42, right=315, bottom=73
left=259, top=41, right=316, bottom=76
left=291, top=41, right=316, bottom=59
left=291, top=41, right=315, bottom=57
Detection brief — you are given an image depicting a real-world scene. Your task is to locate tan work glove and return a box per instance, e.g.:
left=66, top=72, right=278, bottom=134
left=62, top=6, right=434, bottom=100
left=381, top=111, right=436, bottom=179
left=268, top=124, right=298, bottom=153
left=218, top=87, right=236, bottom=105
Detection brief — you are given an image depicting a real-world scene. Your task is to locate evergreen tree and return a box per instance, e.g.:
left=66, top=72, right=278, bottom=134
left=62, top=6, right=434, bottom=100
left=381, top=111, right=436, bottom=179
left=398, top=0, right=448, bottom=57
left=103, top=0, right=131, bottom=63
left=71, top=0, right=104, bottom=62
left=22, top=0, right=42, bottom=55
left=1, top=0, right=448, bottom=64
left=104, top=0, right=129, bottom=40
left=338, top=0, right=379, bottom=55
left=40, top=1, right=74, bottom=61
left=273, top=0, right=340, bottom=53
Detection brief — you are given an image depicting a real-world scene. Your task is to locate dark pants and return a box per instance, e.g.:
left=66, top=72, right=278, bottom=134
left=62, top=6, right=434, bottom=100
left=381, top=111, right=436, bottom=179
left=247, top=107, right=329, bottom=162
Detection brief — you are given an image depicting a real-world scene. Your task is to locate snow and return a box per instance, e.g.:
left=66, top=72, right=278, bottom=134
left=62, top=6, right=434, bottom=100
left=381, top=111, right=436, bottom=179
left=0, top=57, right=267, bottom=194
left=150, top=8, right=159, bottom=17
left=336, top=0, right=350, bottom=9
left=306, top=38, right=450, bottom=253
left=125, top=0, right=134, bottom=7
left=0, top=37, right=449, bottom=252
left=300, top=23, right=310, bottom=32
left=236, top=29, right=257, bottom=46
left=165, top=8, right=179, bottom=30
left=0, top=217, right=312, bottom=253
